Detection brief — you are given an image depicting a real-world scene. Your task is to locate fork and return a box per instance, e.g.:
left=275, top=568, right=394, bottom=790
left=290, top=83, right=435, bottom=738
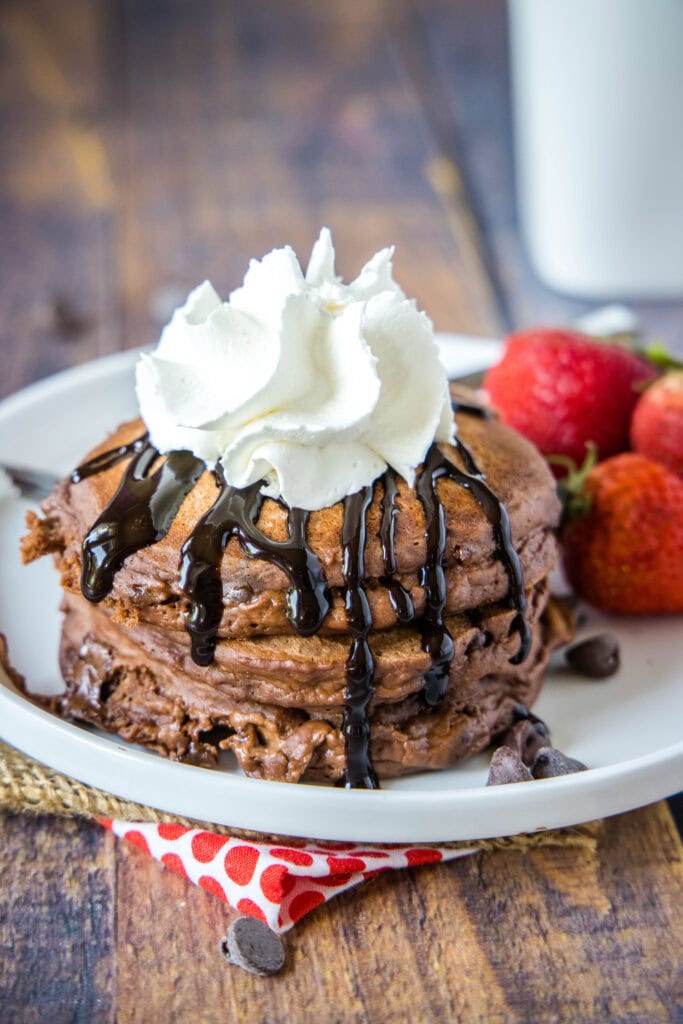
left=1, top=464, right=60, bottom=501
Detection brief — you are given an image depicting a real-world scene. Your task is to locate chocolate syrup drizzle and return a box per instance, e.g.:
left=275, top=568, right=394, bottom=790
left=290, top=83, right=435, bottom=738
left=72, top=432, right=150, bottom=483
left=415, top=446, right=458, bottom=707
left=341, top=488, right=379, bottom=789
left=178, top=466, right=331, bottom=666
left=79, top=441, right=204, bottom=602
left=73, top=403, right=530, bottom=787
left=378, top=469, right=415, bottom=624
left=449, top=437, right=531, bottom=666
left=450, top=399, right=492, bottom=421
left=415, top=440, right=531, bottom=711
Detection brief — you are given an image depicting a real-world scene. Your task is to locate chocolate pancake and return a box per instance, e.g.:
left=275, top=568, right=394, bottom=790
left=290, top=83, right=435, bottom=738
left=22, top=393, right=568, bottom=786
left=26, top=408, right=560, bottom=626
left=54, top=587, right=571, bottom=782
left=56, top=579, right=552, bottom=712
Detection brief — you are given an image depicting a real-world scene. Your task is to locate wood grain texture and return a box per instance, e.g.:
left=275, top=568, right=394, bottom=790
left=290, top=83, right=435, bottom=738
left=1, top=0, right=682, bottom=1020
left=0, top=813, right=116, bottom=1024
left=112, top=803, right=683, bottom=1023
left=2, top=804, right=681, bottom=1022
left=0, top=0, right=502, bottom=404
left=0, top=0, right=119, bottom=395
left=105, top=0, right=502, bottom=340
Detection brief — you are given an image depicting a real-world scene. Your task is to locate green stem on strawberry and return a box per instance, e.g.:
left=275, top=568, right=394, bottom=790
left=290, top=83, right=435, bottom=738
left=584, top=329, right=683, bottom=374
left=547, top=443, right=598, bottom=527
left=637, top=342, right=683, bottom=373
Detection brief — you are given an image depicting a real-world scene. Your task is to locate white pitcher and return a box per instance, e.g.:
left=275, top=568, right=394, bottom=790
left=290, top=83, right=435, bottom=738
left=509, top=0, right=683, bottom=298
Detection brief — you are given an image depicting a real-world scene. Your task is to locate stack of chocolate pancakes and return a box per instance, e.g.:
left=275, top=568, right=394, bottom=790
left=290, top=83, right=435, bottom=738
left=23, top=393, right=570, bottom=787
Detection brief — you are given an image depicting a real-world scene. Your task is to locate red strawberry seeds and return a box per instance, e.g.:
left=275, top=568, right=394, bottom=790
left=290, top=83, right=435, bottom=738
left=484, top=329, right=656, bottom=465
left=631, top=370, right=683, bottom=477
left=562, top=453, right=683, bottom=615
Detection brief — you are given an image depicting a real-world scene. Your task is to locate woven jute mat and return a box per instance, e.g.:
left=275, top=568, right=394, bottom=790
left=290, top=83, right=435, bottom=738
left=0, top=740, right=601, bottom=852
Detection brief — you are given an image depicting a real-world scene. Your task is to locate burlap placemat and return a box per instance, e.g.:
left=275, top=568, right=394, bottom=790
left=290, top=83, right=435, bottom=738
left=0, top=740, right=600, bottom=851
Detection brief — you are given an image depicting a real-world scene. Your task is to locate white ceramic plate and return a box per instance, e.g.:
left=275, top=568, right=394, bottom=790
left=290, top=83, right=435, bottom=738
left=0, top=337, right=681, bottom=842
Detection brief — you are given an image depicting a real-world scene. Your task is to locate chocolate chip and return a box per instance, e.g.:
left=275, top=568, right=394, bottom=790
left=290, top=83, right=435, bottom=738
left=566, top=634, right=620, bottom=679
left=500, top=718, right=550, bottom=766
left=486, top=746, right=534, bottom=786
left=511, top=703, right=547, bottom=729
left=531, top=747, right=588, bottom=779
left=220, top=917, right=285, bottom=976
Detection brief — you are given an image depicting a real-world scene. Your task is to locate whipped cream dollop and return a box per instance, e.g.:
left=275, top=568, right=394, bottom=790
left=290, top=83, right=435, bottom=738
left=135, top=229, right=454, bottom=511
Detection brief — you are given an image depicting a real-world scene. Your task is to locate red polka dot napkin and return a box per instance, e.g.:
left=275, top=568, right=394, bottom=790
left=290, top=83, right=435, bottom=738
left=100, top=819, right=477, bottom=933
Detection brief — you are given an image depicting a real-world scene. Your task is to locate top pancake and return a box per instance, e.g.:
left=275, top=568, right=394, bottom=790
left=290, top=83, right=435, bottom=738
left=29, top=399, right=560, bottom=636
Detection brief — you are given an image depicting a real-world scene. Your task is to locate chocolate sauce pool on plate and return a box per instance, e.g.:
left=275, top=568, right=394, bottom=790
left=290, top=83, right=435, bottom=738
left=72, top=404, right=530, bottom=787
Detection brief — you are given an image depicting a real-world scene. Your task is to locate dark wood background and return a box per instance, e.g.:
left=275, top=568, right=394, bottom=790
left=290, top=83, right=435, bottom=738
left=1, top=1, right=682, bottom=1021
left=2, top=0, right=682, bottom=403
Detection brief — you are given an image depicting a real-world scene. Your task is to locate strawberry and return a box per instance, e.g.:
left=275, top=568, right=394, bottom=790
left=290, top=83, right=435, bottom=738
left=483, top=329, right=656, bottom=465
left=561, top=452, right=683, bottom=614
left=630, top=370, right=683, bottom=476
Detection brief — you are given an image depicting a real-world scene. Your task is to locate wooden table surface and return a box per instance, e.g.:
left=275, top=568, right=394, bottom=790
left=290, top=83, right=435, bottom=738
left=1, top=2, right=682, bottom=1021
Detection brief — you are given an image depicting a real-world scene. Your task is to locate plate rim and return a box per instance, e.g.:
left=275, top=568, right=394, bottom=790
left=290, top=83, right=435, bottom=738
left=1, top=672, right=682, bottom=841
